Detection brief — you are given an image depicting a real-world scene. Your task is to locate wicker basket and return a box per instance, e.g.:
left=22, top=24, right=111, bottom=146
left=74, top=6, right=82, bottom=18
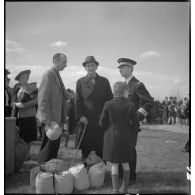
left=5, top=117, right=16, bottom=175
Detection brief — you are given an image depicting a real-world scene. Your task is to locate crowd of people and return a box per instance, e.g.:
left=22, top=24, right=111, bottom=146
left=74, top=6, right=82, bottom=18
left=5, top=53, right=189, bottom=194
left=5, top=68, right=76, bottom=159
left=145, top=96, right=190, bottom=126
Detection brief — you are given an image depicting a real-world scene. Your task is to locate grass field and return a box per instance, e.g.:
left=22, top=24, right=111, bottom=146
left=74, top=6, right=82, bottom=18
left=5, top=124, right=190, bottom=194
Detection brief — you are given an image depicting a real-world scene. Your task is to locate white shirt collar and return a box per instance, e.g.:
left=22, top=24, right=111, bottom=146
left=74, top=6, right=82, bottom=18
left=125, top=75, right=133, bottom=84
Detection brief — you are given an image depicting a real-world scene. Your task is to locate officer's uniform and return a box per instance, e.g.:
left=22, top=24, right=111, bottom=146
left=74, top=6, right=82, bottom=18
left=118, top=58, right=154, bottom=183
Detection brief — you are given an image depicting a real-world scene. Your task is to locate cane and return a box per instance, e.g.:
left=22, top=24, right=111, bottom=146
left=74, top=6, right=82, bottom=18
left=70, top=123, right=87, bottom=167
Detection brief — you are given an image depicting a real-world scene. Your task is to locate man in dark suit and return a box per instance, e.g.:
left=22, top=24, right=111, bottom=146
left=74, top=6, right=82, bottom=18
left=75, top=56, right=113, bottom=160
left=117, top=58, right=154, bottom=184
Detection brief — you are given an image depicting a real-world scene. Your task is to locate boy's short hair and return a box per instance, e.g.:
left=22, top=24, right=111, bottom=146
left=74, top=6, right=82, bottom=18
left=113, top=81, right=128, bottom=96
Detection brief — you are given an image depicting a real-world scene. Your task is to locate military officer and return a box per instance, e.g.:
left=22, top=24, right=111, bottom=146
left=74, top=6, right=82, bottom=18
left=117, top=58, right=154, bottom=184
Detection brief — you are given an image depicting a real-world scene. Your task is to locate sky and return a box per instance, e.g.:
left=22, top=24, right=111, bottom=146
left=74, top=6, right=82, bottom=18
left=5, top=2, right=190, bottom=100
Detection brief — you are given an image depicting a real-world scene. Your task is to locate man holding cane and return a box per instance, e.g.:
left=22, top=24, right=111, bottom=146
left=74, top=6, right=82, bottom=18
left=75, top=56, right=113, bottom=161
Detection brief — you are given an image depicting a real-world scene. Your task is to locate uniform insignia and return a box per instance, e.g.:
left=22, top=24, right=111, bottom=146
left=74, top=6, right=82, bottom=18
left=136, top=81, right=143, bottom=86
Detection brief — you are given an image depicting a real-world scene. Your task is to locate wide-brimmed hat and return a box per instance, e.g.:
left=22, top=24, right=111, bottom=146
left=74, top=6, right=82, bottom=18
left=46, top=121, right=62, bottom=141
left=15, top=70, right=31, bottom=81
left=117, top=58, right=137, bottom=68
left=82, top=56, right=99, bottom=66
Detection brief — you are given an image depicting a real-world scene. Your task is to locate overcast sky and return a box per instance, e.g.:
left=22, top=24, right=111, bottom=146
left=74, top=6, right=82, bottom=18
left=5, top=2, right=189, bottom=100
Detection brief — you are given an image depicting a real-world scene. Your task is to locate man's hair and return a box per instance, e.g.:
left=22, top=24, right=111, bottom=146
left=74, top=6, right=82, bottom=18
left=113, top=81, right=128, bottom=96
left=53, top=53, right=66, bottom=63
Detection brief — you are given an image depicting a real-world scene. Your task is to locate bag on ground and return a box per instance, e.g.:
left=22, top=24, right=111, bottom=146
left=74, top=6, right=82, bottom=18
left=54, top=171, right=73, bottom=194
left=15, top=137, right=28, bottom=171
left=69, top=164, right=89, bottom=191
left=41, top=158, right=67, bottom=173
left=88, top=162, right=106, bottom=187
left=30, top=166, right=41, bottom=188
left=35, top=172, right=55, bottom=194
left=84, top=151, right=103, bottom=166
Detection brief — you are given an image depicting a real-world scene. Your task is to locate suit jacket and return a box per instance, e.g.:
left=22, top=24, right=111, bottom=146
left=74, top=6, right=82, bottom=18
left=75, top=74, right=113, bottom=151
left=127, top=76, right=153, bottom=119
left=36, top=68, right=68, bottom=126
left=99, top=97, right=139, bottom=162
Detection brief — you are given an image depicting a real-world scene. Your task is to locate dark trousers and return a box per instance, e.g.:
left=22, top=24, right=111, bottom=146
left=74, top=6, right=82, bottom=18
left=119, top=134, right=138, bottom=180
left=5, top=106, right=11, bottom=117
left=38, top=123, right=44, bottom=139
left=38, top=125, right=61, bottom=164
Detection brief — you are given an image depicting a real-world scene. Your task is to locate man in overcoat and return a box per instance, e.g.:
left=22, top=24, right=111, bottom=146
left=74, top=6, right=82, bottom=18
left=75, top=56, right=113, bottom=160
left=117, top=58, right=154, bottom=184
left=36, top=53, right=68, bottom=163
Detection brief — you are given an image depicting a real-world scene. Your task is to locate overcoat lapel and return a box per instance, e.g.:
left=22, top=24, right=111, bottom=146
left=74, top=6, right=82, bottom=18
left=127, top=76, right=137, bottom=86
left=90, top=74, right=102, bottom=96
left=84, top=74, right=102, bottom=97
left=84, top=76, right=94, bottom=97
left=52, top=68, right=68, bottom=100
left=52, top=68, right=62, bottom=91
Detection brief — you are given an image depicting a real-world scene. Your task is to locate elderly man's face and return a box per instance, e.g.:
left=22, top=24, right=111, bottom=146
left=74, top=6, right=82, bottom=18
left=56, top=55, right=67, bottom=71
left=119, top=65, right=133, bottom=78
left=84, top=63, right=98, bottom=76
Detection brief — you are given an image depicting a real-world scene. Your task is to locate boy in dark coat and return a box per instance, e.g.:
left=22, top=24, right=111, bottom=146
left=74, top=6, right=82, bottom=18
left=99, top=81, right=139, bottom=194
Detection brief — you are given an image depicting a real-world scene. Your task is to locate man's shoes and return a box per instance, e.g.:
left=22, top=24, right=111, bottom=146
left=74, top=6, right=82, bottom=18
left=129, top=179, right=136, bottom=185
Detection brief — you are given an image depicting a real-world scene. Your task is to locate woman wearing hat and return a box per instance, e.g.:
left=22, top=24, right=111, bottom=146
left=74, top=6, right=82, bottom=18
left=99, top=81, right=139, bottom=194
left=75, top=56, right=113, bottom=161
left=14, top=70, right=38, bottom=160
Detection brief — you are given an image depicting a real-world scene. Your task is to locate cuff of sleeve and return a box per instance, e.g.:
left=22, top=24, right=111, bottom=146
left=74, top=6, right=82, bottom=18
left=138, top=107, right=148, bottom=117
left=40, top=118, right=51, bottom=126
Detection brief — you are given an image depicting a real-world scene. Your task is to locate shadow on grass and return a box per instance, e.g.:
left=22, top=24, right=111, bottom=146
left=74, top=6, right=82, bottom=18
left=6, top=131, right=189, bottom=194
left=5, top=161, right=38, bottom=193
left=72, top=170, right=189, bottom=194
left=134, top=171, right=189, bottom=194
left=5, top=167, right=189, bottom=194
left=138, top=171, right=187, bottom=185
